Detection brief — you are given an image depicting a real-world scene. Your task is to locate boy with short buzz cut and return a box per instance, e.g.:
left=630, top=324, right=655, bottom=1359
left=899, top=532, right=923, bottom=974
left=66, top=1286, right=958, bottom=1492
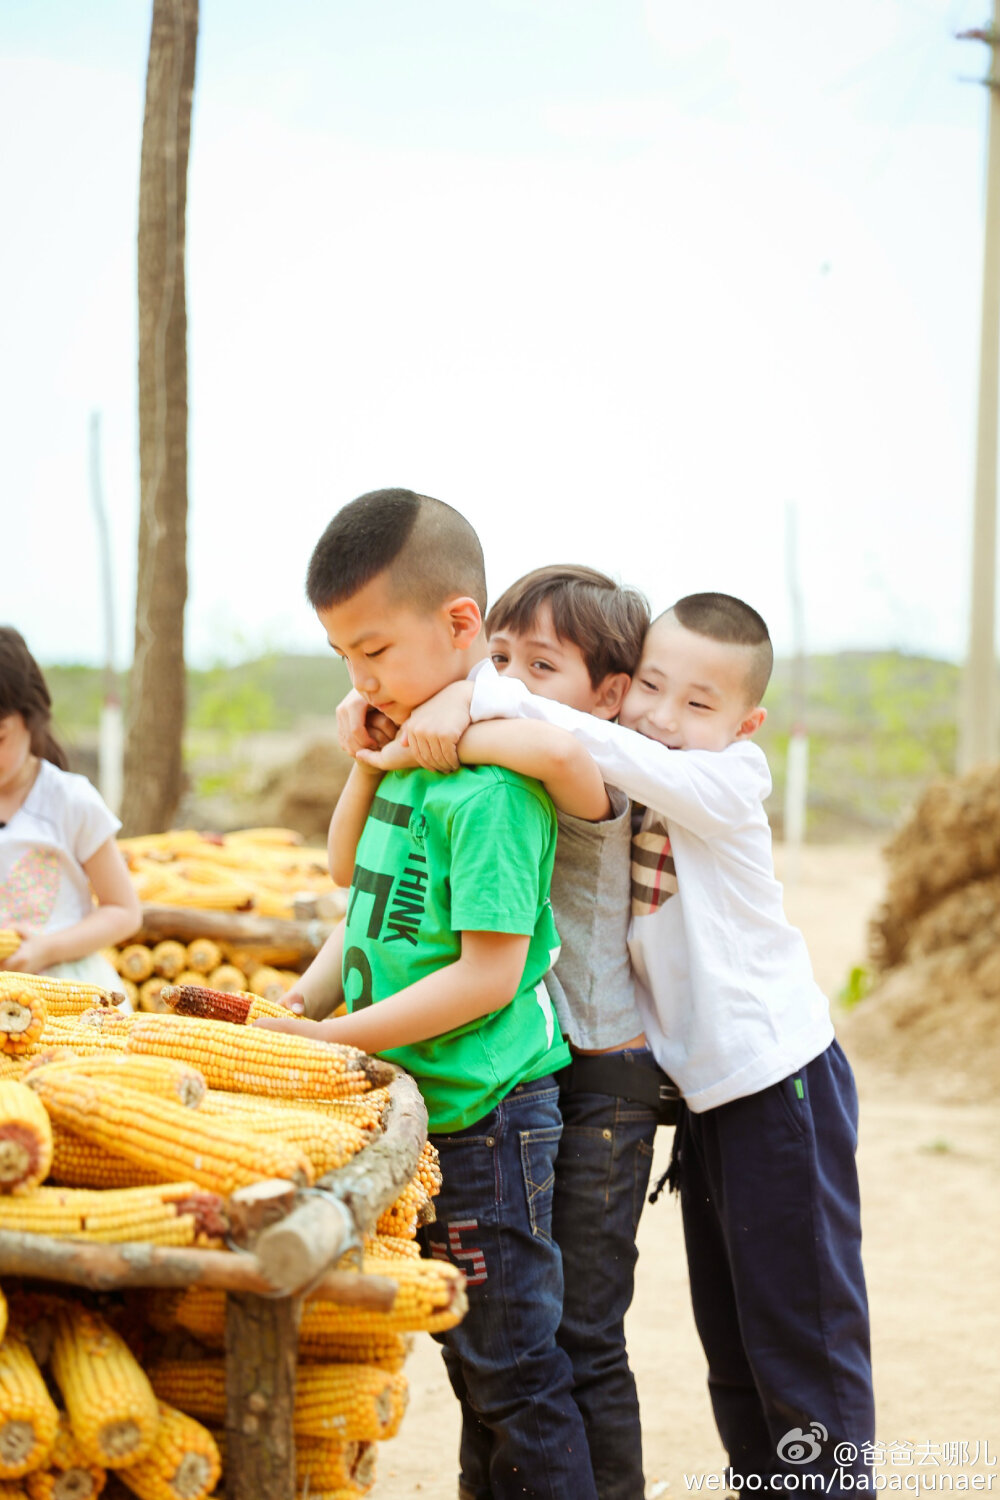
left=256, top=488, right=606, bottom=1500
left=385, top=590, right=876, bottom=1500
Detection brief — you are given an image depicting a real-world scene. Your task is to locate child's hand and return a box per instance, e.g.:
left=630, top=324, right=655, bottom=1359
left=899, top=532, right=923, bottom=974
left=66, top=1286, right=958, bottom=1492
left=0, top=929, right=52, bottom=975
left=356, top=737, right=420, bottom=773
left=277, top=988, right=306, bottom=1016
left=400, top=681, right=475, bottom=772
left=336, top=690, right=398, bottom=757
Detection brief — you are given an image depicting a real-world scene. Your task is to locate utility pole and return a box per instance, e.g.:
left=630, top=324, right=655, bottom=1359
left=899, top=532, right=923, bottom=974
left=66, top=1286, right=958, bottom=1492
left=89, top=412, right=123, bottom=815
left=959, top=10, right=1000, bottom=772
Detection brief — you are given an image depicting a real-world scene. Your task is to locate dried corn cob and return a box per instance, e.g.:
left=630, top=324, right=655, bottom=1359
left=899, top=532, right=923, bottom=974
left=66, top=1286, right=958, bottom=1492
left=195, top=1094, right=365, bottom=1176
left=123, top=1014, right=374, bottom=1099
left=150, top=943, right=187, bottom=981
left=23, top=1412, right=105, bottom=1500
left=363, top=1233, right=421, bottom=1263
left=47, top=1128, right=162, bottom=1191
left=158, top=987, right=253, bottom=1025
left=0, top=1483, right=28, bottom=1499
left=296, top=1437, right=375, bottom=1495
left=117, top=948, right=154, bottom=985
left=136, top=979, right=169, bottom=1014
left=205, top=965, right=247, bottom=992
left=48, top=1304, right=159, bottom=1468
left=147, top=1362, right=407, bottom=1443
left=375, top=1178, right=431, bottom=1241
left=0, top=1329, right=59, bottom=1478
left=0, top=1060, right=26, bottom=1084
left=28, top=1072, right=312, bottom=1195
left=0, top=1181, right=224, bottom=1245
left=0, top=976, right=119, bottom=1020
left=0, top=989, right=46, bottom=1058
left=163, top=1286, right=412, bottom=1368
left=415, top=1140, right=443, bottom=1197
left=0, top=1081, right=53, bottom=1194
left=25, top=1054, right=206, bottom=1110
left=182, top=941, right=220, bottom=977
left=116, top=1402, right=219, bottom=1500
left=0, top=932, right=21, bottom=964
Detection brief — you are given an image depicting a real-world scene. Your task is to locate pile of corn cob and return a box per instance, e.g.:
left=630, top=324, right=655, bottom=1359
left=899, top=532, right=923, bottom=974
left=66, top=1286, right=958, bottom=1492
left=0, top=972, right=461, bottom=1498
left=118, top=827, right=345, bottom=922
left=104, top=934, right=304, bottom=1015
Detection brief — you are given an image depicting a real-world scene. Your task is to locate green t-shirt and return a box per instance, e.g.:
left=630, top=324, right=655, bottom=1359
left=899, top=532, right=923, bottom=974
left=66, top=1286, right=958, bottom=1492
left=343, top=764, right=570, bottom=1131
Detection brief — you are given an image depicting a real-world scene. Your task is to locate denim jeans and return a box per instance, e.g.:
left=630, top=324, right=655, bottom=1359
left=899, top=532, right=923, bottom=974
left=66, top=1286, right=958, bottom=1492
left=551, top=1047, right=661, bottom=1500
left=418, top=1075, right=598, bottom=1500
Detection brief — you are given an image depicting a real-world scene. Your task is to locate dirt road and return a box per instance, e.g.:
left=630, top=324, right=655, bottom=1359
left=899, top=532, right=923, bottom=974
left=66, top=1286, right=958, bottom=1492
left=373, top=845, right=1000, bottom=1497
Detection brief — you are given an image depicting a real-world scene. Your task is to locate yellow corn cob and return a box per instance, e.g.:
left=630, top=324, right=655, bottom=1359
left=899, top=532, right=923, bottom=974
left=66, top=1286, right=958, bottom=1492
left=116, top=1402, right=219, bottom=1500
left=0, top=976, right=119, bottom=1019
left=244, top=995, right=295, bottom=1022
left=0, top=1060, right=27, bottom=1084
left=149, top=943, right=188, bottom=981
left=117, top=947, right=154, bottom=984
left=49, top=1304, right=159, bottom=1468
left=247, top=891, right=294, bottom=919
left=308, top=1256, right=467, bottom=1336
left=0, top=1189, right=207, bottom=1247
left=119, top=981, right=138, bottom=1009
left=29, top=1071, right=312, bottom=1194
left=226, top=827, right=302, bottom=847
left=415, top=1139, right=443, bottom=1197
left=195, top=1093, right=365, bottom=1176
left=48, top=1127, right=162, bottom=1190
left=163, top=1286, right=412, bottom=1368
left=205, top=965, right=247, bottom=993
left=23, top=1411, right=105, bottom=1500
left=296, top=1438, right=375, bottom=1495
left=0, top=1286, right=6, bottom=1343
left=26, top=1054, right=206, bottom=1110
left=363, top=1233, right=422, bottom=1263
left=137, top=979, right=169, bottom=1014
left=0, top=989, right=46, bottom=1058
left=182, top=941, right=220, bottom=977
left=147, top=1362, right=406, bottom=1443
left=0, top=933, right=21, bottom=963
left=122, top=1014, right=373, bottom=1100
left=155, top=881, right=253, bottom=912
left=245, top=966, right=288, bottom=1002
left=200, top=1087, right=388, bottom=1133
left=0, top=1329, right=59, bottom=1478
left=0, top=1081, right=53, bottom=1194
left=375, top=1178, right=431, bottom=1241
left=0, top=1483, right=28, bottom=1499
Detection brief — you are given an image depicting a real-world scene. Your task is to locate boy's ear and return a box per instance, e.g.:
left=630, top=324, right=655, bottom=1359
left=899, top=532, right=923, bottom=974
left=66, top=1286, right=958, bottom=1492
left=735, top=705, right=766, bottom=740
left=444, top=596, right=484, bottom=650
left=592, top=671, right=631, bottom=721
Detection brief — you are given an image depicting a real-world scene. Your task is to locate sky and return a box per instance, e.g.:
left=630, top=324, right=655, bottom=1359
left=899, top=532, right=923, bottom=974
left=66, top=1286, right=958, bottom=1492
left=0, top=0, right=993, bottom=669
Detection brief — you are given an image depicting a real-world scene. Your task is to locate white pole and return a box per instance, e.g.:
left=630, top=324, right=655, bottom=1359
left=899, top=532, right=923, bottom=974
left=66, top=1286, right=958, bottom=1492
left=89, top=412, right=123, bottom=814
left=959, top=10, right=1000, bottom=772
left=784, top=502, right=808, bottom=885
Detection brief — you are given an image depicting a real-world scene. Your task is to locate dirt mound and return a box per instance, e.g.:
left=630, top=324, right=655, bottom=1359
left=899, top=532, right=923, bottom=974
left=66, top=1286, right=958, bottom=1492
left=840, top=763, right=1000, bottom=1102
left=257, top=739, right=354, bottom=842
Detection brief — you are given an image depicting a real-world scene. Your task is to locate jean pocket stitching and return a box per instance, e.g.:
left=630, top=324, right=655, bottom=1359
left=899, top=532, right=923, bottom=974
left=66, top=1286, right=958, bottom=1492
left=519, top=1126, right=561, bottom=1243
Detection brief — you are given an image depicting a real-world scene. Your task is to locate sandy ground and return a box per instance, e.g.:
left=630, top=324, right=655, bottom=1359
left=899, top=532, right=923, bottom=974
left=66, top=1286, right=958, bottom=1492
left=371, top=844, right=1000, bottom=1498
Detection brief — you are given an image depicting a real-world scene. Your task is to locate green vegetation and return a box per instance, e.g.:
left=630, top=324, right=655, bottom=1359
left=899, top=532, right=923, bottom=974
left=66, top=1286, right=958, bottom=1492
left=44, top=649, right=958, bottom=841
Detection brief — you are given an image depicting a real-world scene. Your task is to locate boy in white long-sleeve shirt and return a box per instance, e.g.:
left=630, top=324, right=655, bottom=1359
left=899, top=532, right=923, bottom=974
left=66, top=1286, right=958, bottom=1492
left=367, top=591, right=875, bottom=1500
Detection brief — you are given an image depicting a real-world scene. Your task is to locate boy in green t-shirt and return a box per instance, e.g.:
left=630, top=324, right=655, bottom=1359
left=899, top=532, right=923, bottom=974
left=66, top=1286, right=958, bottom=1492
left=257, top=488, right=606, bottom=1500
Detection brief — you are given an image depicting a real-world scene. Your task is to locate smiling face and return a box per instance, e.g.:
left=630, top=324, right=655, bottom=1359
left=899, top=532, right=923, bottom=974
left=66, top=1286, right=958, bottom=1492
left=317, top=571, right=484, bottom=725
left=620, top=613, right=766, bottom=751
left=488, top=603, right=628, bottom=718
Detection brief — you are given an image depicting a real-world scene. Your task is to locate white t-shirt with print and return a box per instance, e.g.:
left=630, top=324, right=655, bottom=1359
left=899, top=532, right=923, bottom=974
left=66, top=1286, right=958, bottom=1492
left=469, top=667, right=834, bottom=1113
left=0, top=758, right=120, bottom=936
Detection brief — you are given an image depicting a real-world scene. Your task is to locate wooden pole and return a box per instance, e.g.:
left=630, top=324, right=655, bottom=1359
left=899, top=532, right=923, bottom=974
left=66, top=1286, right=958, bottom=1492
left=960, top=9, right=1000, bottom=771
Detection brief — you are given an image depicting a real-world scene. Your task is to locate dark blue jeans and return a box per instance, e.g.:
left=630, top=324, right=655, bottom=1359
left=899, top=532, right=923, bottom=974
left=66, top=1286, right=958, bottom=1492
left=551, top=1047, right=661, bottom=1500
left=675, top=1041, right=875, bottom=1499
left=418, top=1075, right=598, bottom=1500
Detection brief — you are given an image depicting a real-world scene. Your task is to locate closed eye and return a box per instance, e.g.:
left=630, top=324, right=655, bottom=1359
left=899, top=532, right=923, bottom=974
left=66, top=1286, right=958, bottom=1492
left=690, top=701, right=712, bottom=711
left=365, top=646, right=388, bottom=659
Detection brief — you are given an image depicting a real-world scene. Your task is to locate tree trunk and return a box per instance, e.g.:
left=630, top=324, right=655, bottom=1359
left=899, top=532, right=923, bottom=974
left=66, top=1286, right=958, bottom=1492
left=122, top=0, right=198, bottom=835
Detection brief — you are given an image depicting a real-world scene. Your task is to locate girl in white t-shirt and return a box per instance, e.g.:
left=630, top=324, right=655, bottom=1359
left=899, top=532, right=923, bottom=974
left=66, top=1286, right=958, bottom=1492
left=0, top=627, right=140, bottom=988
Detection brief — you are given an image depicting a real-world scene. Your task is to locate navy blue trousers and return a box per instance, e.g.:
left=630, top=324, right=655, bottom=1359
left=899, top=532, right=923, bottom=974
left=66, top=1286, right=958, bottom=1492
left=673, top=1040, right=875, bottom=1497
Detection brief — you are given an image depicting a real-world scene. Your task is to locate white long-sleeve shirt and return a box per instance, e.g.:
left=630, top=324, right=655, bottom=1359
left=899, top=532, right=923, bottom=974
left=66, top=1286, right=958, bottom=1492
left=470, top=667, right=833, bottom=1111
